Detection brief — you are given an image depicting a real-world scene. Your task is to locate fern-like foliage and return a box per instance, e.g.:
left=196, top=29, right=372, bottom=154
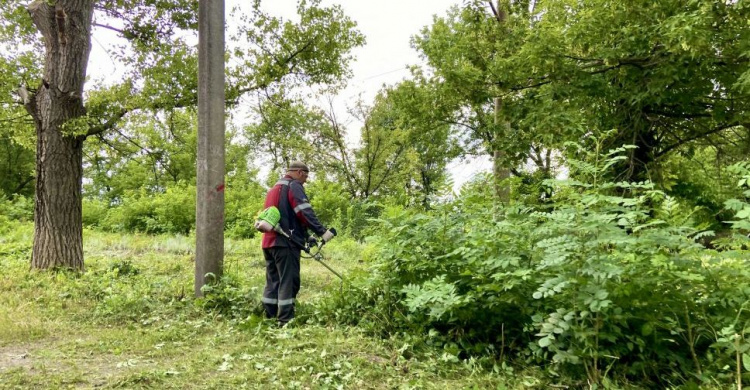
left=316, top=140, right=750, bottom=387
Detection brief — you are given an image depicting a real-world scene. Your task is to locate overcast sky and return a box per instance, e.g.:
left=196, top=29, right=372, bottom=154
left=258, top=0, right=456, bottom=102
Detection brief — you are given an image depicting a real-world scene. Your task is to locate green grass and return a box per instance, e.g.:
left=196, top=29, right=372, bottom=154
left=0, top=223, right=517, bottom=389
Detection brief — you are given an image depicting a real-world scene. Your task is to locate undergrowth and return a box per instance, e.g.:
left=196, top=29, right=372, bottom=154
left=313, top=140, right=750, bottom=388
left=0, top=225, right=518, bottom=389
left=3, top=140, right=749, bottom=388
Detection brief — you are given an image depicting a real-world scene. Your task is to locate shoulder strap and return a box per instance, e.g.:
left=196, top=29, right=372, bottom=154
left=280, top=182, right=290, bottom=206
left=276, top=179, right=292, bottom=209
left=275, top=181, right=305, bottom=251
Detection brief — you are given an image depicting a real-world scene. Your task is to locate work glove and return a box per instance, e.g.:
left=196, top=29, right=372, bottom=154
left=307, top=236, right=319, bottom=249
left=321, top=227, right=337, bottom=243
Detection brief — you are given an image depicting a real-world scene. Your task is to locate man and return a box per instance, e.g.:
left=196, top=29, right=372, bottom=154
left=260, top=161, right=336, bottom=325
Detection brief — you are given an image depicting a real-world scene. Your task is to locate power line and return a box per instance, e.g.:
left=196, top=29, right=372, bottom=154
left=351, top=58, right=430, bottom=84
left=357, top=66, right=410, bottom=81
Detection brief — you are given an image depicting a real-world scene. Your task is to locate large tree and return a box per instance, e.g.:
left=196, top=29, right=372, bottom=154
left=0, top=0, right=363, bottom=270
left=22, top=1, right=95, bottom=270
left=540, top=0, right=750, bottom=182
left=359, top=79, right=460, bottom=207
left=413, top=1, right=547, bottom=197
left=414, top=0, right=749, bottom=188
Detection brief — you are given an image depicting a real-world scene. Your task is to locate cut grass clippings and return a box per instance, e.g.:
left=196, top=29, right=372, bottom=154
left=0, top=223, right=515, bottom=389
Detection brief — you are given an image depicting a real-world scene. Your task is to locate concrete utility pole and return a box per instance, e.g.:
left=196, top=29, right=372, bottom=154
left=195, top=0, right=225, bottom=297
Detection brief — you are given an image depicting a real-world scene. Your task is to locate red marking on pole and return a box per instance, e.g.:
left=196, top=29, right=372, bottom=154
left=216, top=183, right=225, bottom=192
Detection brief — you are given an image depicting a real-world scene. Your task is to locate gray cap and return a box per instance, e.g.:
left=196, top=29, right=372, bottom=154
left=287, top=161, right=310, bottom=172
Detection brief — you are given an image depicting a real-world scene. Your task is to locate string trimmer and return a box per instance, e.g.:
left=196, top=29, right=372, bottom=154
left=255, top=206, right=343, bottom=280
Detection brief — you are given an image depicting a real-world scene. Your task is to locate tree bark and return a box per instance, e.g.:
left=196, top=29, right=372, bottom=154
left=26, top=0, right=93, bottom=270
left=493, top=97, right=511, bottom=203
left=607, top=103, right=656, bottom=183
left=491, top=1, right=511, bottom=203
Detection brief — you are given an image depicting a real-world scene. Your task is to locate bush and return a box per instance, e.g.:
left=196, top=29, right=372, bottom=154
left=86, top=176, right=350, bottom=239
left=89, top=178, right=269, bottom=238
left=97, top=182, right=196, bottom=234
left=342, top=200, right=383, bottom=240
left=0, top=194, right=33, bottom=222
left=152, top=184, right=195, bottom=234
left=306, top=179, right=350, bottom=228
left=225, top=178, right=265, bottom=239
left=317, top=144, right=750, bottom=387
left=305, top=179, right=385, bottom=240
left=197, top=273, right=262, bottom=319
left=660, top=147, right=746, bottom=231
left=82, top=198, right=108, bottom=227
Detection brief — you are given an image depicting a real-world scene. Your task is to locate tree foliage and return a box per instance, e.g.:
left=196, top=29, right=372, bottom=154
left=0, top=0, right=364, bottom=269
left=412, top=0, right=750, bottom=184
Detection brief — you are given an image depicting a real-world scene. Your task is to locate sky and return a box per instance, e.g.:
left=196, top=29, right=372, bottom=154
left=89, top=0, right=492, bottom=190
left=258, top=0, right=454, bottom=103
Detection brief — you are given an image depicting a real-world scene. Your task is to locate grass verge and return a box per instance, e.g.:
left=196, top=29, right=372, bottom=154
left=0, top=223, right=518, bottom=389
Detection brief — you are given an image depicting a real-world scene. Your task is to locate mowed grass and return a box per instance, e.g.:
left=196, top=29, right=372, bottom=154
left=0, top=223, right=515, bottom=389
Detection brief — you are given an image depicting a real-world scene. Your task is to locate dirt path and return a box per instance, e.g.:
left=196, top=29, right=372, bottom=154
left=0, top=344, right=33, bottom=371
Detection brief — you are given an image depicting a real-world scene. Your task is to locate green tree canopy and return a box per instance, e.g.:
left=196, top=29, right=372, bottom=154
left=412, top=0, right=749, bottom=185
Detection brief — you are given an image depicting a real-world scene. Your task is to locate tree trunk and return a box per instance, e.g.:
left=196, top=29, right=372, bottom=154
left=493, top=97, right=511, bottom=203
left=32, top=130, right=85, bottom=270
left=608, top=105, right=656, bottom=184
left=490, top=1, right=511, bottom=204
left=26, top=0, right=93, bottom=270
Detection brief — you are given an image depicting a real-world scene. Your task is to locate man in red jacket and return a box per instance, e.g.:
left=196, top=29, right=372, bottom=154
left=260, top=161, right=336, bottom=325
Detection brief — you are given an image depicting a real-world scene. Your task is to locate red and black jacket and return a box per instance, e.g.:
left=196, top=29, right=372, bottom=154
left=261, top=175, right=327, bottom=249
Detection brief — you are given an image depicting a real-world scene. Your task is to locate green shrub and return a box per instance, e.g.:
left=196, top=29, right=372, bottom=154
left=306, top=179, right=351, bottom=228
left=342, top=200, right=384, bottom=240
left=108, top=259, right=140, bottom=276
left=91, top=178, right=268, bottom=237
left=306, top=179, right=384, bottom=240
left=0, top=194, right=33, bottom=222
left=660, top=147, right=746, bottom=231
left=86, top=176, right=339, bottom=239
left=317, top=142, right=750, bottom=387
left=82, top=198, right=108, bottom=227
left=97, top=182, right=195, bottom=235
left=152, top=184, right=195, bottom=234
left=196, top=273, right=262, bottom=319
left=225, top=178, right=265, bottom=239
left=99, top=189, right=158, bottom=233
